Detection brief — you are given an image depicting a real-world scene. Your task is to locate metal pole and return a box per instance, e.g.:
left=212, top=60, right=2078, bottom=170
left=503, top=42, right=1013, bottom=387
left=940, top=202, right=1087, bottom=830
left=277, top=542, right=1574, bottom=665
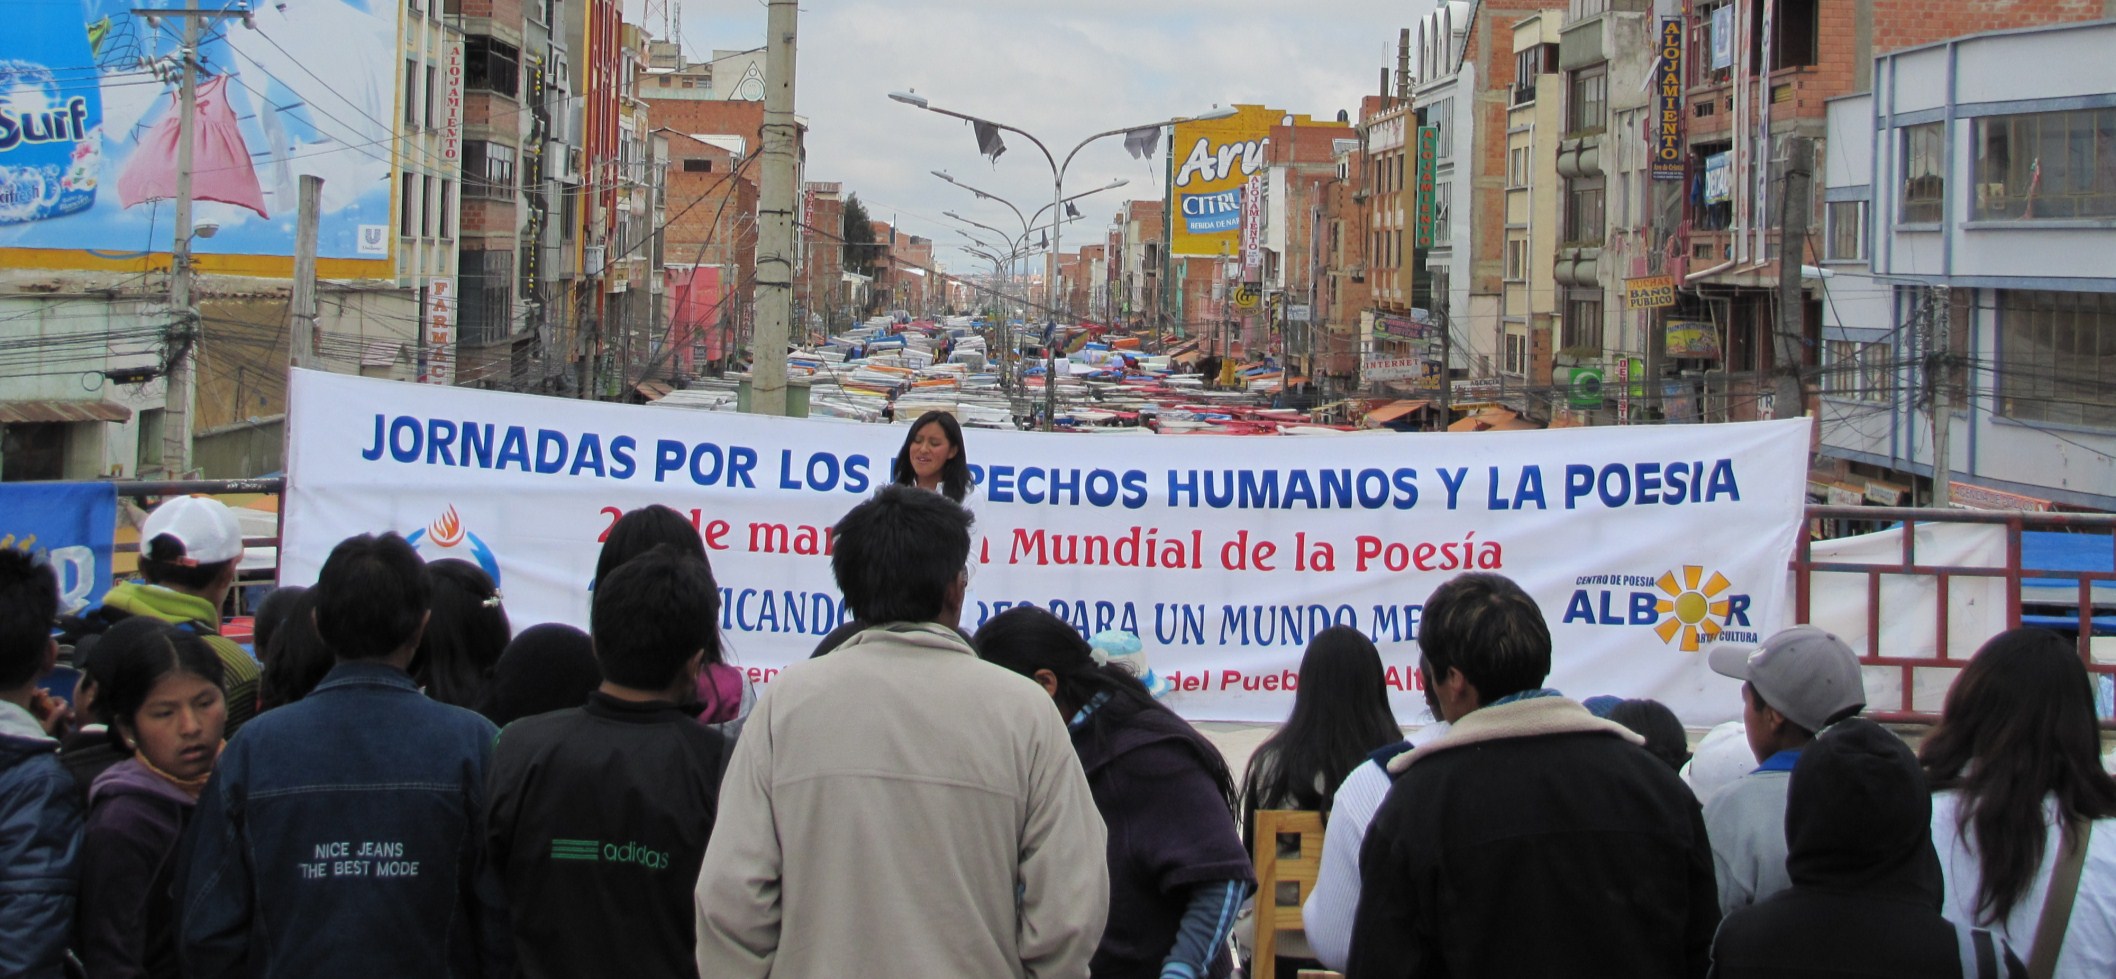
left=290, top=175, right=322, bottom=371
left=749, top=0, right=797, bottom=414
left=162, top=0, right=200, bottom=476
left=1043, top=175, right=1063, bottom=431
left=1930, top=286, right=1952, bottom=508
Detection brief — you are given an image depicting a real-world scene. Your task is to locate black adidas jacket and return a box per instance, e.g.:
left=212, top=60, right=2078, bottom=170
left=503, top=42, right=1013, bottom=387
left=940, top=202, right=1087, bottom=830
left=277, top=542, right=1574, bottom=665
left=485, top=692, right=729, bottom=979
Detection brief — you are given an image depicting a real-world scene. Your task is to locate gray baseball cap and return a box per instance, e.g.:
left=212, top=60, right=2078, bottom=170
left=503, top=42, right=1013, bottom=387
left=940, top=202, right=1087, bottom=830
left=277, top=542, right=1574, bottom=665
left=1707, top=625, right=1865, bottom=733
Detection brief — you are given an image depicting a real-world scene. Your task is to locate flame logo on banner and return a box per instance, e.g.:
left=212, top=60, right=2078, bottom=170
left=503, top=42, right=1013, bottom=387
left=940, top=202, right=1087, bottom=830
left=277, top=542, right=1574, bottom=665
left=430, top=505, right=465, bottom=547
left=404, top=505, right=502, bottom=587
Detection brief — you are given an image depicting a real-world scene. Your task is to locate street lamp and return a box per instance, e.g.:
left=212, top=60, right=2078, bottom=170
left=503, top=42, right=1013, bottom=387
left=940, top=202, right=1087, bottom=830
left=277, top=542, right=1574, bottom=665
left=892, top=91, right=1235, bottom=429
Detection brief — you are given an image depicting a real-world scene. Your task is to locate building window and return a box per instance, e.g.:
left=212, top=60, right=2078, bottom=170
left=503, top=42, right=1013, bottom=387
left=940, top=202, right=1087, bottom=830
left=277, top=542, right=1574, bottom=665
left=439, top=180, right=454, bottom=240
left=1566, top=64, right=1607, bottom=135
left=422, top=175, right=437, bottom=237
left=1769, top=0, right=1820, bottom=70
left=425, top=65, right=438, bottom=127
left=1513, top=43, right=1557, bottom=105
left=0, top=423, right=66, bottom=481
left=1505, top=237, right=1528, bottom=281
left=465, top=36, right=521, bottom=99
left=135, top=409, right=164, bottom=475
left=1825, top=201, right=1865, bottom=261
left=1823, top=340, right=1890, bottom=402
left=1998, top=289, right=2116, bottom=428
left=1562, top=290, right=1602, bottom=351
left=683, top=158, right=714, bottom=173
left=1564, top=174, right=1605, bottom=245
left=458, top=250, right=516, bottom=346
left=1426, top=99, right=1453, bottom=160
left=1973, top=108, right=2116, bottom=220
left=1504, top=331, right=1529, bottom=375
left=1508, top=145, right=1530, bottom=188
left=400, top=170, right=417, bottom=236
left=1901, top=123, right=1945, bottom=224
left=1432, top=182, right=1451, bottom=241
left=463, top=140, right=517, bottom=199
left=403, top=58, right=419, bottom=126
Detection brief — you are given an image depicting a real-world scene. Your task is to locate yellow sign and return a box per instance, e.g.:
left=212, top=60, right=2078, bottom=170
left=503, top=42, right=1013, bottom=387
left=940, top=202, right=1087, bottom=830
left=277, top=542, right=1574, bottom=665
left=1624, top=275, right=1677, bottom=310
left=1169, top=105, right=1327, bottom=258
left=1232, top=283, right=1261, bottom=309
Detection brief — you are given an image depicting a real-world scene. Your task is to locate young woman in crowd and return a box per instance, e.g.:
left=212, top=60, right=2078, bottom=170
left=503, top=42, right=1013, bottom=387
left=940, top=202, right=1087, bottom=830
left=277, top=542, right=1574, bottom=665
left=477, top=623, right=601, bottom=728
left=257, top=589, right=332, bottom=711
left=1608, top=699, right=1691, bottom=773
left=412, top=559, right=510, bottom=711
left=1239, top=626, right=1400, bottom=841
left=594, top=505, right=752, bottom=738
left=890, top=409, right=972, bottom=503
left=77, top=617, right=226, bottom=979
left=1922, top=627, right=2116, bottom=975
left=974, top=606, right=1252, bottom=979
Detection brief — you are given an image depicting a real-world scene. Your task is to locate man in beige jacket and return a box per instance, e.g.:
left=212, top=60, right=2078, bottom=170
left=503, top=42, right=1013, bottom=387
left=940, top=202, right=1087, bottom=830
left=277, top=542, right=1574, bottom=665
left=694, top=485, right=1109, bottom=979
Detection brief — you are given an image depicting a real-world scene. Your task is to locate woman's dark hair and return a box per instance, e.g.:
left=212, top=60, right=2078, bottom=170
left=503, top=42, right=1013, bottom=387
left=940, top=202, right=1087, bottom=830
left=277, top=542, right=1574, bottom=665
left=260, top=589, right=334, bottom=710
left=1922, top=627, right=2116, bottom=924
left=250, top=585, right=307, bottom=660
left=93, top=617, right=223, bottom=751
left=890, top=410, right=971, bottom=503
left=1608, top=699, right=1691, bottom=772
left=974, top=606, right=1235, bottom=812
left=595, top=505, right=710, bottom=588
left=315, top=533, right=431, bottom=660
left=479, top=623, right=600, bottom=727
left=413, top=559, right=510, bottom=710
left=1242, top=627, right=1399, bottom=835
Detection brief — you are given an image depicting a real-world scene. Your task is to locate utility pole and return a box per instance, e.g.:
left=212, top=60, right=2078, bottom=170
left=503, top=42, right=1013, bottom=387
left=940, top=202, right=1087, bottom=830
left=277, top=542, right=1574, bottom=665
left=290, top=175, right=321, bottom=371
left=749, top=0, right=797, bottom=415
left=1772, top=136, right=1813, bottom=420
left=1928, top=287, right=1953, bottom=508
left=161, top=0, right=203, bottom=477
left=1437, top=305, right=1453, bottom=420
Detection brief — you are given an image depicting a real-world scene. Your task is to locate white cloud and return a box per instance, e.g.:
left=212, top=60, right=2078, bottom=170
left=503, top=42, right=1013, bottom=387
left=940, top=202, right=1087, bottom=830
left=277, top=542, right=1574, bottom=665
left=660, top=0, right=1411, bottom=266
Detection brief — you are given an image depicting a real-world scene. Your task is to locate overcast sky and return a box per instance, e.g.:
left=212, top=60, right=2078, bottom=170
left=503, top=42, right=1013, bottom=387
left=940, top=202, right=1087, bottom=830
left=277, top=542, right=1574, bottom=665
left=645, top=0, right=1416, bottom=270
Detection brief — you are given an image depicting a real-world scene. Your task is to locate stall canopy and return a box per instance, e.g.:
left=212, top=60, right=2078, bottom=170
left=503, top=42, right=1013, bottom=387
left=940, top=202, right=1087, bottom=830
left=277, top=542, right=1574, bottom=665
left=1362, top=400, right=1431, bottom=426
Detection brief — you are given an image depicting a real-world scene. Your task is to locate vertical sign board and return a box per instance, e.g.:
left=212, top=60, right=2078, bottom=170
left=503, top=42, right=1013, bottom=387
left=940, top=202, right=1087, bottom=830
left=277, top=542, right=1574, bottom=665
left=421, top=278, right=458, bottom=385
left=1653, top=18, right=1685, bottom=180
left=442, top=40, right=465, bottom=166
left=1240, top=174, right=1264, bottom=277
left=1413, top=126, right=1439, bottom=249
left=1617, top=356, right=1632, bottom=423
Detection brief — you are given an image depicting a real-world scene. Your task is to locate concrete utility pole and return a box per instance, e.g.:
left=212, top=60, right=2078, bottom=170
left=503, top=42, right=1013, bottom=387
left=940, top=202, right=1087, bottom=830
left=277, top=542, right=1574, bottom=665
left=1772, top=137, right=1813, bottom=420
left=749, top=0, right=798, bottom=415
left=162, top=0, right=201, bottom=477
left=290, top=176, right=322, bottom=370
left=1929, top=286, right=1953, bottom=508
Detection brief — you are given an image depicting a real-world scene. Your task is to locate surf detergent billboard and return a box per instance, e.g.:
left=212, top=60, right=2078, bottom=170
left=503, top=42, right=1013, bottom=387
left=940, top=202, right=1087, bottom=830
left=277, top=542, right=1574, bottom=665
left=0, top=0, right=397, bottom=270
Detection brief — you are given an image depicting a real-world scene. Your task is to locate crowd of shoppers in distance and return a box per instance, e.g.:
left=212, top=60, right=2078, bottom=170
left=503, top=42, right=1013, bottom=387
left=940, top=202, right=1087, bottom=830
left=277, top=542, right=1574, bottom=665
left=5, top=482, right=2116, bottom=979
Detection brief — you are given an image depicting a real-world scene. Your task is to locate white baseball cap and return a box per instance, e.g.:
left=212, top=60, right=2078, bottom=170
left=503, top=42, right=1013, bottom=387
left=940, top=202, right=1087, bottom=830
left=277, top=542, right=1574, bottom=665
left=141, top=496, right=244, bottom=566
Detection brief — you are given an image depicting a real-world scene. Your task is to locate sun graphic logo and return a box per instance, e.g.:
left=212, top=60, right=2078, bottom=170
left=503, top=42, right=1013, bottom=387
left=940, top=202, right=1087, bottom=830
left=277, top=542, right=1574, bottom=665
left=1651, top=565, right=1740, bottom=652
left=403, top=505, right=503, bottom=587
left=1561, top=565, right=1754, bottom=649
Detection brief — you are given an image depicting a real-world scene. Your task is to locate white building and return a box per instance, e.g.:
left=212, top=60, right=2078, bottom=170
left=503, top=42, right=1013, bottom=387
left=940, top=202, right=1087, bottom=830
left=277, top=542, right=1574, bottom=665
left=1817, top=19, right=2116, bottom=512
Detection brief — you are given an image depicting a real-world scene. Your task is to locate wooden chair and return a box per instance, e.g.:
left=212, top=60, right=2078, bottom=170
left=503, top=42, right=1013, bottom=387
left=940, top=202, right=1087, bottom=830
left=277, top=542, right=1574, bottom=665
left=1250, top=809, right=1333, bottom=977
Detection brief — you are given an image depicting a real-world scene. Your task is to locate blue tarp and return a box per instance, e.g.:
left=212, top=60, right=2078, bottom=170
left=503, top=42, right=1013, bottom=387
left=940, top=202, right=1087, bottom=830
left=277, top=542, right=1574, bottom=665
left=2022, top=531, right=2114, bottom=592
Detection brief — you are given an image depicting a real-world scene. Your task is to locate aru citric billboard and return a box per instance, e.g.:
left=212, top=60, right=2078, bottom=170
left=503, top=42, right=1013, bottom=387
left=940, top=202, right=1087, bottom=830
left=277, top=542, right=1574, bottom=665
left=1169, top=105, right=1332, bottom=259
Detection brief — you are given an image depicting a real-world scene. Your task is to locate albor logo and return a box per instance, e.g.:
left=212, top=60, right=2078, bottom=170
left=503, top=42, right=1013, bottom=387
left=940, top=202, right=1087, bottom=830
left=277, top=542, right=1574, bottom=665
left=1561, top=564, right=1755, bottom=652
left=403, top=504, right=503, bottom=587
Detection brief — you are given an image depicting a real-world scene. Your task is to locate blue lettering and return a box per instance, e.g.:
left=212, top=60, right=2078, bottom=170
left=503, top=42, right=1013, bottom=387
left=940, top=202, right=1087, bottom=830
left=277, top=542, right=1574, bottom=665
left=388, top=416, right=421, bottom=463
left=608, top=436, right=637, bottom=479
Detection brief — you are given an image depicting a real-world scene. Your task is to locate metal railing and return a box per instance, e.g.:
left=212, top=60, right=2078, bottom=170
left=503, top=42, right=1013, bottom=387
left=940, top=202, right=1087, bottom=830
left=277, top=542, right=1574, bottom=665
left=108, top=477, right=287, bottom=562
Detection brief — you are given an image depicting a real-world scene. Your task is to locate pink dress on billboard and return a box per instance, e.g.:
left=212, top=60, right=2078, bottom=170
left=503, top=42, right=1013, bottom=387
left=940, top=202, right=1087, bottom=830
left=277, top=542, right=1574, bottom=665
left=118, top=75, right=269, bottom=219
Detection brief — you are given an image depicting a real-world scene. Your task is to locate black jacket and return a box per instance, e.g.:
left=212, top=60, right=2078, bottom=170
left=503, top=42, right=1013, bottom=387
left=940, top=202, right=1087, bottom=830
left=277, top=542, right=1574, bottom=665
left=485, top=691, right=729, bottom=979
left=1348, top=696, right=1718, bottom=979
left=1708, top=719, right=2025, bottom=979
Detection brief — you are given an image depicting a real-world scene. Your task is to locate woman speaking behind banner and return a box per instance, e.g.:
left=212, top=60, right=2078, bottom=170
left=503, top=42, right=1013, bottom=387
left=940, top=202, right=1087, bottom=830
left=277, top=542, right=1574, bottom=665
left=890, top=410, right=974, bottom=504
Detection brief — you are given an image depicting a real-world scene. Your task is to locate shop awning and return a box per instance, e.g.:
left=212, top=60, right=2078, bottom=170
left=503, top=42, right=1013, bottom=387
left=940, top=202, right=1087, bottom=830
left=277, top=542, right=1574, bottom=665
left=0, top=400, right=132, bottom=424
left=1447, top=408, right=1541, bottom=432
left=1362, top=400, right=1432, bottom=425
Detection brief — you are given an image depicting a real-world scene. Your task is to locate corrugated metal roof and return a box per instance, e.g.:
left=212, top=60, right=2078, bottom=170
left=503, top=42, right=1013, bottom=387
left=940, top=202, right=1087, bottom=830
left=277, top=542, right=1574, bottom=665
left=0, top=400, right=133, bottom=424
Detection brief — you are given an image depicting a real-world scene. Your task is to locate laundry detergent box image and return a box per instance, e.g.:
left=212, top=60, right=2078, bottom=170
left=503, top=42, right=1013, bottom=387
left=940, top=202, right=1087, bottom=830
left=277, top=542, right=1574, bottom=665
left=0, top=1, right=103, bottom=224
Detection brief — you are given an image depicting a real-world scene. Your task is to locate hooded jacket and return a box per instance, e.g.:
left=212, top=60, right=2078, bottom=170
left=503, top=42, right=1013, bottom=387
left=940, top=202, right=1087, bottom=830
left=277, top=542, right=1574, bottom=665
left=1709, top=718, right=2024, bottom=979
left=79, top=756, right=198, bottom=979
left=1073, top=701, right=1254, bottom=979
left=101, top=581, right=260, bottom=732
left=1347, top=695, right=1718, bottom=979
left=0, top=699, right=84, bottom=979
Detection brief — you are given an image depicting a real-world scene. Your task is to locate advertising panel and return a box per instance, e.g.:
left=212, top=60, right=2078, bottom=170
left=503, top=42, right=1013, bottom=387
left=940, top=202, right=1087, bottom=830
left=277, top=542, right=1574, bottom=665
left=285, top=370, right=1811, bottom=724
left=1652, top=17, right=1685, bottom=180
left=0, top=481, right=117, bottom=615
left=1413, top=126, right=1438, bottom=249
left=0, top=0, right=396, bottom=270
left=1625, top=275, right=1677, bottom=310
left=420, top=277, right=457, bottom=385
left=1170, top=104, right=1281, bottom=258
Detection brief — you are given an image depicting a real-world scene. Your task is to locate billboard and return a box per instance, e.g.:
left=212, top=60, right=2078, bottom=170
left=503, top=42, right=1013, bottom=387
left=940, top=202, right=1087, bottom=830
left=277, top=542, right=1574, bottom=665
left=0, top=0, right=397, bottom=270
left=1170, top=104, right=1280, bottom=258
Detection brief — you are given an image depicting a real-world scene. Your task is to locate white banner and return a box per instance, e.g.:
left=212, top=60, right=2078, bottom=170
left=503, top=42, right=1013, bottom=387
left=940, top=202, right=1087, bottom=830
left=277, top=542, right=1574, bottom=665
left=283, top=370, right=1812, bottom=725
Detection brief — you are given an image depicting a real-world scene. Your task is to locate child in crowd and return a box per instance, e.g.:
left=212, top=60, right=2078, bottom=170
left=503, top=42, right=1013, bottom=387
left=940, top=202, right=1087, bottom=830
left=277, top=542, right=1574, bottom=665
left=0, top=547, right=83, bottom=979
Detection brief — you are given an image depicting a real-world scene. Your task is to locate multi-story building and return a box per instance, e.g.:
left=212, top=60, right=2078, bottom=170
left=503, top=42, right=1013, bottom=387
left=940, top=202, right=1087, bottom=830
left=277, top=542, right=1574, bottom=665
left=451, top=0, right=537, bottom=386
left=643, top=44, right=768, bottom=102
left=661, top=134, right=757, bottom=370
left=797, top=182, right=850, bottom=334
left=1262, top=118, right=1357, bottom=384
left=1814, top=19, right=2116, bottom=512
left=1116, top=200, right=1166, bottom=329
left=1500, top=14, right=1563, bottom=411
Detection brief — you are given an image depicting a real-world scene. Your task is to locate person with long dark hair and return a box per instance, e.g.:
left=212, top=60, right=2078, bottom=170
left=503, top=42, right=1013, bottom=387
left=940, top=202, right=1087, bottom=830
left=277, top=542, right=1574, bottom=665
left=1241, top=626, right=1400, bottom=838
left=594, top=505, right=751, bottom=739
left=976, top=606, right=1253, bottom=979
left=257, top=589, right=333, bottom=712
left=889, top=409, right=973, bottom=503
left=412, top=559, right=510, bottom=711
left=77, top=617, right=226, bottom=979
left=1923, top=627, right=2116, bottom=974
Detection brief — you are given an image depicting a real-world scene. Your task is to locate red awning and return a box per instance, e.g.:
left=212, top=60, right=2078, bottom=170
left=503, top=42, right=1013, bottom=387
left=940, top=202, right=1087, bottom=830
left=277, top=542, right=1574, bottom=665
left=0, top=400, right=132, bottom=424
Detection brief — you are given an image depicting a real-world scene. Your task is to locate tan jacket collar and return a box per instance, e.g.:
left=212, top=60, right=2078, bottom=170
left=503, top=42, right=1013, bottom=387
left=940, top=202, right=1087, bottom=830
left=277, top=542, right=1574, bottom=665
left=1387, top=696, right=1643, bottom=775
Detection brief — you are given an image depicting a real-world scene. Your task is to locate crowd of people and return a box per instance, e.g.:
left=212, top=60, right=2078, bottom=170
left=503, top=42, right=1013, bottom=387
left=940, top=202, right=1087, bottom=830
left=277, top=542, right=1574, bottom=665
left=1, top=470, right=2113, bottom=978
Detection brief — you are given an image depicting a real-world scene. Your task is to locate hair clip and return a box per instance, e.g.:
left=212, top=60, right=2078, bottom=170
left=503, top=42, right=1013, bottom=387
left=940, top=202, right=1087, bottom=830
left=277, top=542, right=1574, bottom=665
left=481, top=591, right=504, bottom=609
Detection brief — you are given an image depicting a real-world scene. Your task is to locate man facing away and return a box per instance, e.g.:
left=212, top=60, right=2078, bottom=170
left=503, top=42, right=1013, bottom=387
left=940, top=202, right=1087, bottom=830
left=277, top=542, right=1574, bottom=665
left=180, top=533, right=510, bottom=978
left=1347, top=572, right=1719, bottom=979
left=1702, top=625, right=1866, bottom=913
left=695, top=485, right=1109, bottom=979
left=0, top=548, right=83, bottom=979
left=97, top=496, right=261, bottom=733
left=487, top=546, right=729, bottom=978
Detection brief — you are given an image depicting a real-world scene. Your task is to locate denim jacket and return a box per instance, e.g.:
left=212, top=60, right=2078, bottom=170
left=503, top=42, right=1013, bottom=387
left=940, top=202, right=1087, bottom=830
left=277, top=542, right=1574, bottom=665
left=179, top=661, right=511, bottom=979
